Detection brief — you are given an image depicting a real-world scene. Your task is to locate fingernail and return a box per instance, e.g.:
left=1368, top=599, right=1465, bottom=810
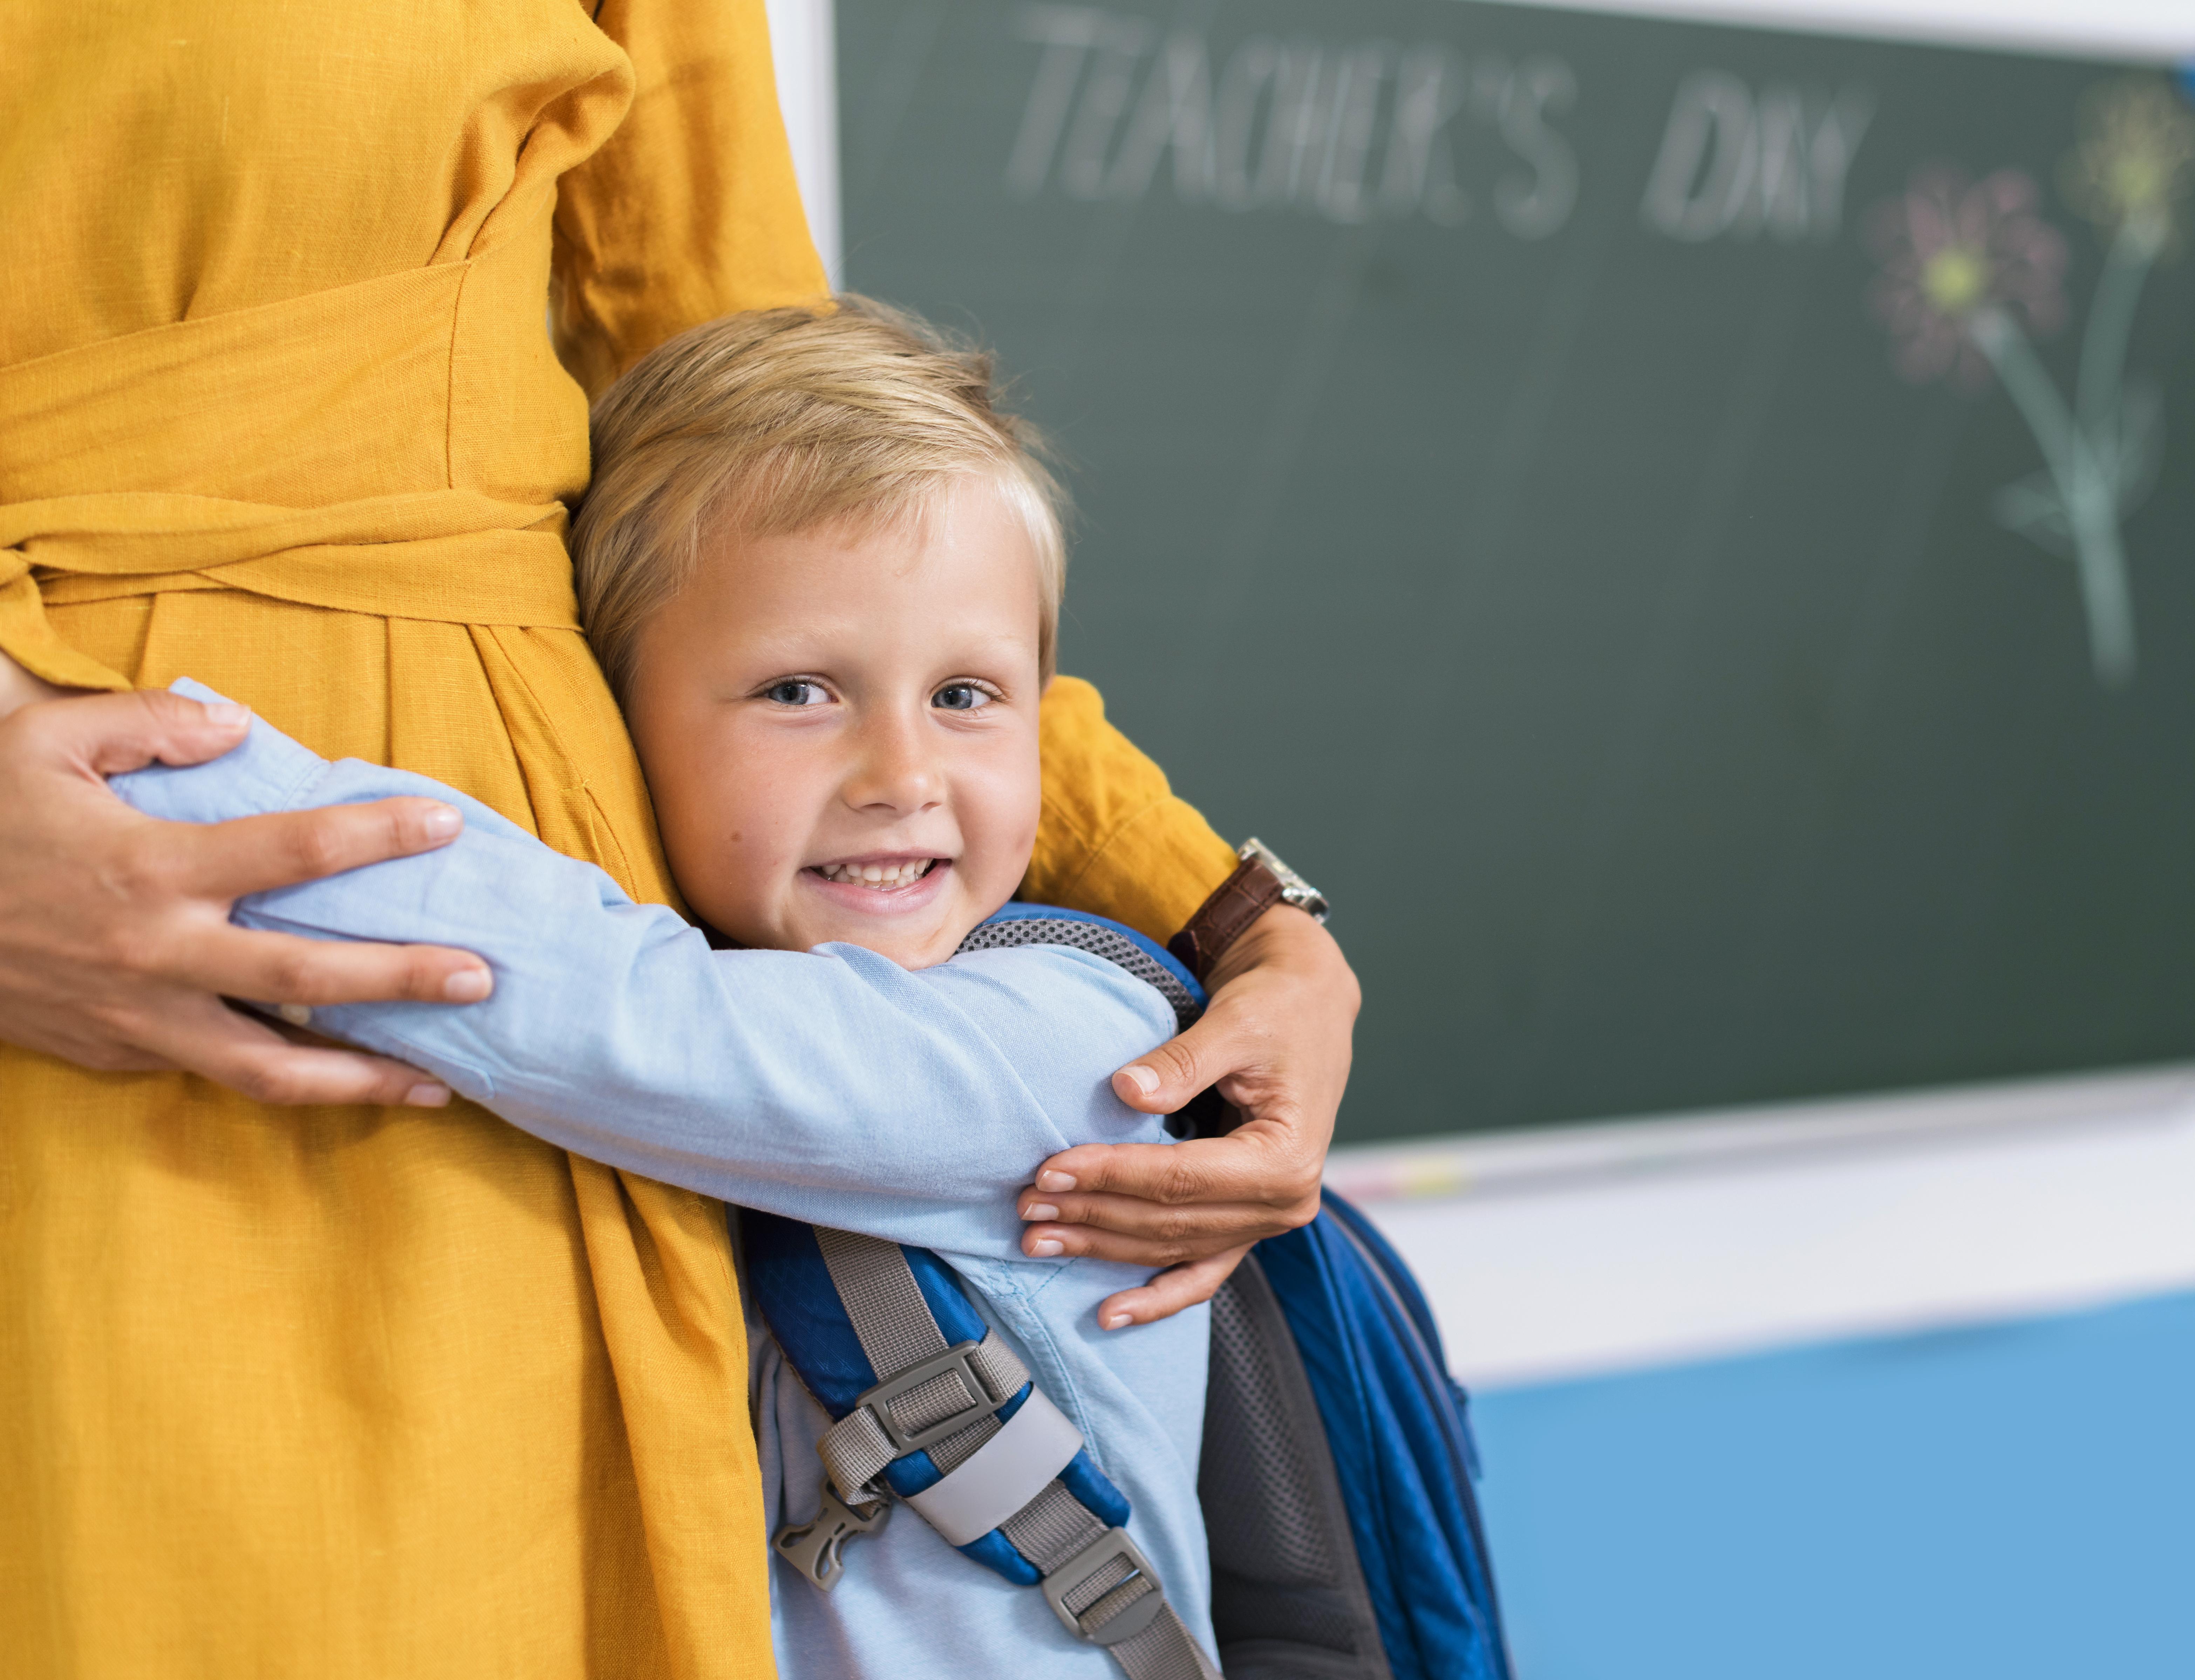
left=443, top=968, right=492, bottom=1002
left=207, top=702, right=251, bottom=730
left=1029, top=1238, right=1064, bottom=1258
left=1104, top=1313, right=1133, bottom=1331
left=276, top=1003, right=313, bottom=1028
left=421, top=804, right=462, bottom=842
left=405, top=1083, right=451, bottom=1108
left=1022, top=1203, right=1058, bottom=1222
left=1119, top=1065, right=1160, bottom=1098
left=1036, top=1170, right=1076, bottom=1193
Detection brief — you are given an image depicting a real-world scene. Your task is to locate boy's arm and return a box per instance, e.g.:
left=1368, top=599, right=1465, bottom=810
left=111, top=686, right=1177, bottom=1258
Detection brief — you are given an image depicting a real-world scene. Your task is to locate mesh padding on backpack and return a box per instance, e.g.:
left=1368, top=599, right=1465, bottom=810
left=956, top=916, right=1200, bottom=1029
left=1202, top=1261, right=1392, bottom=1680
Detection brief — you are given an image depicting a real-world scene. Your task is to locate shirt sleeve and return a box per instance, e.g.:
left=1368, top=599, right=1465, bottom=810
left=110, top=684, right=1176, bottom=1259
left=1025, top=676, right=1242, bottom=944
left=552, top=0, right=831, bottom=398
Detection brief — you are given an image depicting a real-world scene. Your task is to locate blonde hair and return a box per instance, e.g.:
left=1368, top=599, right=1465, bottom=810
left=573, top=296, right=1068, bottom=701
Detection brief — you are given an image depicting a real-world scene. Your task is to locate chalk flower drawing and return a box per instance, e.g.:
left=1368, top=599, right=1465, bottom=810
left=1867, top=78, right=2194, bottom=689
left=2060, top=76, right=2195, bottom=249
left=1867, top=168, right=2065, bottom=386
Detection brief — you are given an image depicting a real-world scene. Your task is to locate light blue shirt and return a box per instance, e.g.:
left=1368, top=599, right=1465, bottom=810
left=111, top=682, right=1213, bottom=1680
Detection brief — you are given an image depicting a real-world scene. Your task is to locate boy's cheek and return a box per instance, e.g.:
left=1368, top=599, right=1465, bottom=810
left=647, top=780, right=782, bottom=944
left=956, top=761, right=1042, bottom=888
left=694, top=827, right=815, bottom=948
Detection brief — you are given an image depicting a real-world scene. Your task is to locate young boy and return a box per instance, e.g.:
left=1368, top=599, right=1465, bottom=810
left=109, top=301, right=1221, bottom=1680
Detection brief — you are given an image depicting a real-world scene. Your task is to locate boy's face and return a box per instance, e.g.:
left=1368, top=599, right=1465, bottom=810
left=622, top=476, right=1044, bottom=969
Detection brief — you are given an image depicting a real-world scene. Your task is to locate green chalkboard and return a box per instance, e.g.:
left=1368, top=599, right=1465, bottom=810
left=836, top=0, right=2195, bottom=1142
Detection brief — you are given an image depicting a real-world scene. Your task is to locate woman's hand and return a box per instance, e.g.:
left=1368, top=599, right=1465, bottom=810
left=0, top=683, right=496, bottom=1106
left=1017, top=904, right=1359, bottom=1327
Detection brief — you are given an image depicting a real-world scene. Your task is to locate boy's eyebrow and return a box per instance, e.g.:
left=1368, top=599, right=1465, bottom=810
left=934, top=630, right=1042, bottom=664
left=702, top=619, right=860, bottom=663
left=730, top=621, right=1040, bottom=659
left=696, top=632, right=1042, bottom=681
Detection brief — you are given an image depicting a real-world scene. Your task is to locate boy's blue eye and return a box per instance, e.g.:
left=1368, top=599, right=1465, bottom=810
left=933, top=684, right=988, bottom=711
left=765, top=681, right=829, bottom=706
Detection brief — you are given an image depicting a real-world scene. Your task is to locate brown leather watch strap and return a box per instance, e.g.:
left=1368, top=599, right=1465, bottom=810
left=1167, top=856, right=1287, bottom=982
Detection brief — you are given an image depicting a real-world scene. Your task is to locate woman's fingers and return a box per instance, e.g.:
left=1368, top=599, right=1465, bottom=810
left=1021, top=1183, right=1277, bottom=1239
left=1107, top=1017, right=1220, bottom=1114
left=25, top=684, right=255, bottom=776
left=1021, top=1197, right=1287, bottom=1267
left=134, top=793, right=490, bottom=1003
left=1018, top=1135, right=1317, bottom=1265
left=0, top=687, right=490, bottom=1100
left=32, top=687, right=472, bottom=900
left=171, top=800, right=467, bottom=900
left=1092, top=1246, right=1253, bottom=1331
left=128, top=993, right=453, bottom=1109
left=1019, top=1129, right=1319, bottom=1263
left=179, top=921, right=494, bottom=1009
left=1027, top=1132, right=1315, bottom=1211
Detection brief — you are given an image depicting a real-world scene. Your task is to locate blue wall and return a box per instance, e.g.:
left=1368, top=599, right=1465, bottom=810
left=1472, top=1291, right=2195, bottom=1679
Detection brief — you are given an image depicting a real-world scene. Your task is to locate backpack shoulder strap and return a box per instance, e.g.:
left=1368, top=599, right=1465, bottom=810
left=750, top=1213, right=1219, bottom=1680
left=1246, top=1193, right=1515, bottom=1680
left=1203, top=1252, right=1395, bottom=1679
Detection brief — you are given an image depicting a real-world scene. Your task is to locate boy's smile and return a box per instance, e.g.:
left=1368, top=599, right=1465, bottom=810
left=622, top=476, right=1044, bottom=969
left=804, top=852, right=952, bottom=916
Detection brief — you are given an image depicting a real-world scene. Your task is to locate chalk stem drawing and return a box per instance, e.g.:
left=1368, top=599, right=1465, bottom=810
left=1974, top=209, right=2166, bottom=687
left=1867, top=78, right=2192, bottom=690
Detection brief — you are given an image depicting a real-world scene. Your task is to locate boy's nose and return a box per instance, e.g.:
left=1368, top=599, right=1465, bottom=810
left=843, top=713, right=943, bottom=814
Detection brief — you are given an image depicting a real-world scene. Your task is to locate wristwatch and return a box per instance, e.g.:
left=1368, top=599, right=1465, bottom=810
left=1167, top=837, right=1330, bottom=981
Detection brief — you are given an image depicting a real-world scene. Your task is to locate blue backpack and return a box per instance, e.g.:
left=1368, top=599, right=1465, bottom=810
left=746, top=904, right=1511, bottom=1680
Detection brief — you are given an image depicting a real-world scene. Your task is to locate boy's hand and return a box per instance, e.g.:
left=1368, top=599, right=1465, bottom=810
left=1016, top=905, right=1357, bottom=1327
left=0, top=687, right=493, bottom=1107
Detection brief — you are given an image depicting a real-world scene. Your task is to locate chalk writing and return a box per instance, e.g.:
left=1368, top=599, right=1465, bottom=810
left=1008, top=4, right=1580, bottom=238
left=1641, top=71, right=1873, bottom=243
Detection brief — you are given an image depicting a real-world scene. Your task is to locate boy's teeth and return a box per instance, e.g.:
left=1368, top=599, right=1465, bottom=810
left=821, top=859, right=934, bottom=887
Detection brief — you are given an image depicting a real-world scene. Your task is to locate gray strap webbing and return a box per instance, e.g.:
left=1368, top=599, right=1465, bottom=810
left=815, top=1331, right=1031, bottom=1497
left=1001, top=1481, right=1220, bottom=1680
left=814, top=1229, right=1029, bottom=1497
left=818, top=1227, right=946, bottom=1375
left=802, top=1229, right=1221, bottom=1680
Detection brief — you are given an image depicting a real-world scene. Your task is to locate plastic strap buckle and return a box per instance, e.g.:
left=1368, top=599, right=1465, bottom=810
left=772, top=1485, right=890, bottom=1592
left=855, top=1339, right=1001, bottom=1454
left=1041, top=1527, right=1167, bottom=1646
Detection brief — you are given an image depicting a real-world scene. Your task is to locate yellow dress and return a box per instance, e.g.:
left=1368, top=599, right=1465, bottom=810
left=0, top=4, right=1238, bottom=1676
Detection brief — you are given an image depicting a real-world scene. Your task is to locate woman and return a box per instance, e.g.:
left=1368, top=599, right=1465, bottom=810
left=0, top=6, right=1357, bottom=1677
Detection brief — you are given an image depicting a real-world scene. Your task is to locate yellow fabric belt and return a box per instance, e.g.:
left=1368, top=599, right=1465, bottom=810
left=0, top=251, right=589, bottom=692
left=0, top=491, right=580, bottom=689
left=0, top=494, right=580, bottom=692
